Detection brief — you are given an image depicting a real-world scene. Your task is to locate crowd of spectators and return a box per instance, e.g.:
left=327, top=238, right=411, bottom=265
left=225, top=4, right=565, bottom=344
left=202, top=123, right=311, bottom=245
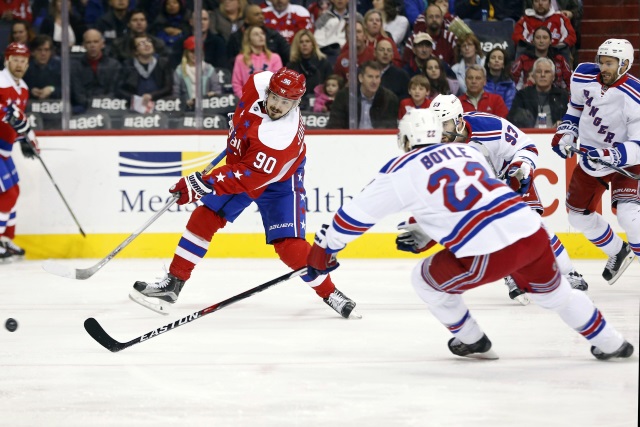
left=0, top=0, right=585, bottom=130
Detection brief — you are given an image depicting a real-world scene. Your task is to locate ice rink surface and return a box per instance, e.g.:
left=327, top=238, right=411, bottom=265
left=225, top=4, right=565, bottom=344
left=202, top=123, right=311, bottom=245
left=1, top=258, right=638, bottom=427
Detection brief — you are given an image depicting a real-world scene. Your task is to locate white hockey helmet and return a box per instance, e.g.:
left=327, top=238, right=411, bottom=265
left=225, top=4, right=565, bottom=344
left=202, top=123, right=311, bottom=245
left=596, top=38, right=634, bottom=77
left=397, top=109, right=443, bottom=152
left=429, top=94, right=464, bottom=124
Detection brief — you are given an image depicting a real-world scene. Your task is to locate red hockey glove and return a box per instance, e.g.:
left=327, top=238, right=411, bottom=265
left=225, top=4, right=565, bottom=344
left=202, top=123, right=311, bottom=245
left=506, top=161, right=532, bottom=194
left=307, top=225, right=340, bottom=280
left=2, top=103, right=31, bottom=134
left=551, top=121, right=578, bottom=159
left=396, top=217, right=436, bottom=253
left=169, top=172, right=214, bottom=205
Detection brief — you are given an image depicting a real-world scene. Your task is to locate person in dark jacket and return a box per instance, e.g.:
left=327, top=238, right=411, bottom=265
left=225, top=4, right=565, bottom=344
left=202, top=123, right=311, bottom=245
left=507, top=57, right=568, bottom=129
left=327, top=60, right=399, bottom=129
left=23, top=35, right=62, bottom=100
left=110, top=9, right=167, bottom=62
left=38, top=0, right=87, bottom=53
left=94, top=0, right=130, bottom=45
left=226, top=4, right=290, bottom=69
left=170, top=9, right=227, bottom=69
left=70, top=29, right=123, bottom=113
left=375, top=37, right=410, bottom=101
left=483, top=46, right=516, bottom=109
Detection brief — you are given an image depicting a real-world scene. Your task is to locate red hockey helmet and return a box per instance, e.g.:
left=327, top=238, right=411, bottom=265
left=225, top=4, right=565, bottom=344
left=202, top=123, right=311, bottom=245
left=4, top=43, right=30, bottom=61
left=268, top=67, right=306, bottom=101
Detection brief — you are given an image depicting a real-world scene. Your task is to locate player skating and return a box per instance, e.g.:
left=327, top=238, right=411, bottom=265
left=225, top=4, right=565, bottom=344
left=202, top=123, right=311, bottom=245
left=307, top=109, right=633, bottom=360
left=0, top=43, right=40, bottom=263
left=551, top=38, right=640, bottom=284
left=427, top=94, right=587, bottom=304
left=130, top=67, right=359, bottom=319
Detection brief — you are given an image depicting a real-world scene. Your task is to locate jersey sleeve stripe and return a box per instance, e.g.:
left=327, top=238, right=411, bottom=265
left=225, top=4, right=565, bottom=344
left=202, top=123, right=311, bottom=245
left=332, top=209, right=375, bottom=236
left=619, top=84, right=640, bottom=104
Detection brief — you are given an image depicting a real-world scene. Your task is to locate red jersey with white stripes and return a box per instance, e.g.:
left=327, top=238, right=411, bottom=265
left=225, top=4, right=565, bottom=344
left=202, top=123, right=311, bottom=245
left=262, top=3, right=312, bottom=43
left=0, top=68, right=29, bottom=159
left=203, top=71, right=306, bottom=199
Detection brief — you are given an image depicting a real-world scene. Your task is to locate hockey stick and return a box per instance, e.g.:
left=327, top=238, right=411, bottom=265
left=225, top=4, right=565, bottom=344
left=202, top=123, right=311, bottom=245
left=84, top=268, right=306, bottom=352
left=42, top=150, right=227, bottom=280
left=567, top=146, right=640, bottom=180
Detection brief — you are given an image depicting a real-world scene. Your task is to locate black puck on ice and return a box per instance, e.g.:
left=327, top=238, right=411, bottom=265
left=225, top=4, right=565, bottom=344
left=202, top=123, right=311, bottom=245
left=5, top=318, right=18, bottom=332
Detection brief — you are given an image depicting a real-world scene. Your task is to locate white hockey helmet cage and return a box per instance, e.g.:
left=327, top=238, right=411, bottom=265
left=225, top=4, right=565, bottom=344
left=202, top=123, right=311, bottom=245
left=397, top=109, right=443, bottom=152
left=596, top=38, right=634, bottom=77
left=429, top=94, right=464, bottom=124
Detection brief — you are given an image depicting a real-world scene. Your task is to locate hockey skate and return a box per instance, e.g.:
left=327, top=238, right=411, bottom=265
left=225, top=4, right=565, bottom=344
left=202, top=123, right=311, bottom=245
left=602, top=242, right=636, bottom=285
left=448, top=334, right=499, bottom=360
left=323, top=288, right=361, bottom=319
left=505, top=276, right=530, bottom=305
left=129, top=273, right=185, bottom=315
left=0, top=244, right=13, bottom=264
left=591, top=341, right=634, bottom=360
left=567, top=270, right=588, bottom=291
left=1, top=237, right=25, bottom=259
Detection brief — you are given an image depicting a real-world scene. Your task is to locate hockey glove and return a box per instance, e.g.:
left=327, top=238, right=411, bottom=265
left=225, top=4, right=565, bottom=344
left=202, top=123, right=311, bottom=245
left=2, top=103, right=31, bottom=134
left=396, top=217, right=436, bottom=253
left=585, top=145, right=627, bottom=171
left=170, top=171, right=214, bottom=205
left=551, top=121, right=578, bottom=159
left=17, top=135, right=39, bottom=159
left=307, top=224, right=340, bottom=280
left=506, top=161, right=532, bottom=194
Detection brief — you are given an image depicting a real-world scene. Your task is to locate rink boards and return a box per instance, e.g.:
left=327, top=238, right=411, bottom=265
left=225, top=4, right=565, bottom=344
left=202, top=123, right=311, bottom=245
left=12, top=131, right=624, bottom=259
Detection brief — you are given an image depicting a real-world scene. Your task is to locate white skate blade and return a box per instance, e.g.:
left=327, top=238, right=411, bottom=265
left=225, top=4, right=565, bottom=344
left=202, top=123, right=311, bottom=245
left=608, top=253, right=637, bottom=285
left=348, top=308, right=363, bottom=320
left=513, top=294, right=530, bottom=306
left=0, top=257, right=13, bottom=264
left=129, top=290, right=171, bottom=315
left=42, top=260, right=76, bottom=279
left=463, top=349, right=499, bottom=360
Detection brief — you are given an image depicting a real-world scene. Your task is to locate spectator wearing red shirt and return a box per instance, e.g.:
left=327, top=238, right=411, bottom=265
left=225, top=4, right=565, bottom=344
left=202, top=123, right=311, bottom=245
left=0, top=0, right=32, bottom=23
left=405, top=3, right=456, bottom=67
left=459, top=64, right=508, bottom=118
left=398, top=74, right=431, bottom=120
left=262, top=0, right=312, bottom=44
left=333, top=19, right=374, bottom=80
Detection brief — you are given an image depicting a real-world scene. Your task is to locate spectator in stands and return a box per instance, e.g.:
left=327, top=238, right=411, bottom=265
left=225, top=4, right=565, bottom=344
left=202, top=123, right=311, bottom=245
left=227, top=4, right=290, bottom=69
left=8, top=19, right=35, bottom=45
left=137, top=0, right=215, bottom=24
left=23, top=35, right=62, bottom=100
left=454, top=0, right=524, bottom=21
left=398, top=74, right=431, bottom=120
left=404, top=0, right=425, bottom=26
left=0, top=0, right=32, bottom=22
left=363, top=9, right=402, bottom=68
left=451, top=33, right=485, bottom=95
left=403, top=32, right=433, bottom=77
left=150, top=0, right=190, bottom=49
left=262, top=0, right=312, bottom=44
left=95, top=0, right=131, bottom=45
left=372, top=0, right=409, bottom=45
left=431, top=0, right=457, bottom=28
left=231, top=25, right=283, bottom=97
left=110, top=10, right=167, bottom=62
left=333, top=18, right=375, bottom=80
left=172, top=36, right=222, bottom=110
left=314, top=0, right=351, bottom=63
left=115, top=35, right=173, bottom=105
left=375, top=38, right=409, bottom=101
left=38, top=0, right=87, bottom=53
left=70, top=29, right=123, bottom=113
left=507, top=57, right=568, bottom=129
left=513, top=0, right=576, bottom=63
left=209, top=0, right=246, bottom=43
left=425, top=56, right=455, bottom=97
left=286, top=29, right=333, bottom=99
left=171, top=9, right=227, bottom=69
left=511, top=26, right=571, bottom=90
left=328, top=60, right=398, bottom=129
left=406, top=3, right=456, bottom=67
left=308, top=0, right=330, bottom=25
left=313, top=73, right=343, bottom=113
left=459, top=64, right=508, bottom=117
left=483, top=46, right=516, bottom=109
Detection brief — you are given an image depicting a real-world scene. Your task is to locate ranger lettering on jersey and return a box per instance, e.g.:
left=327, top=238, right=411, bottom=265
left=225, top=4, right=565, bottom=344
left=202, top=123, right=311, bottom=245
left=583, top=89, right=616, bottom=144
left=421, top=146, right=473, bottom=169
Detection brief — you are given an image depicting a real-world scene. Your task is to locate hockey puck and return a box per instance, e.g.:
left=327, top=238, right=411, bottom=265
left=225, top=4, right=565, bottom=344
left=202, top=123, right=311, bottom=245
left=5, top=318, right=18, bottom=332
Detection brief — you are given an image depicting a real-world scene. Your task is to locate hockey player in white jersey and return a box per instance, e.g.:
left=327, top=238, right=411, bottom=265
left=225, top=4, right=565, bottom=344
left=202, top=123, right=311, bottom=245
left=551, top=38, right=640, bottom=284
left=428, top=94, right=588, bottom=304
left=306, top=109, right=633, bottom=360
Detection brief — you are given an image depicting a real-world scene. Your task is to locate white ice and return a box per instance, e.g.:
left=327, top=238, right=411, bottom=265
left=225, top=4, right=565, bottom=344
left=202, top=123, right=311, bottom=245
left=1, top=258, right=638, bottom=427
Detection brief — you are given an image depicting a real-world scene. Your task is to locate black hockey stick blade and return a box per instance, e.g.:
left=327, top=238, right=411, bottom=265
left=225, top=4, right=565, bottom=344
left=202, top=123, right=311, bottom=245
left=84, top=267, right=307, bottom=352
left=568, top=146, right=640, bottom=180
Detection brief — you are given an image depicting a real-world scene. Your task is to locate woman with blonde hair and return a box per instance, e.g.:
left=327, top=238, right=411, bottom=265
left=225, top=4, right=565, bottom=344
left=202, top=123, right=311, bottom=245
left=362, top=8, right=402, bottom=67
left=209, top=0, right=246, bottom=42
left=172, top=36, right=222, bottom=110
left=231, top=25, right=282, bottom=97
left=451, top=32, right=485, bottom=94
left=286, top=29, right=332, bottom=94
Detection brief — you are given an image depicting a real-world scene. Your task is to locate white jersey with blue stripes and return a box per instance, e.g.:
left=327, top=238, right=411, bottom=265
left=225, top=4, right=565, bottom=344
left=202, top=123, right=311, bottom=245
left=564, top=63, right=640, bottom=176
left=463, top=111, right=539, bottom=177
left=323, top=143, right=542, bottom=258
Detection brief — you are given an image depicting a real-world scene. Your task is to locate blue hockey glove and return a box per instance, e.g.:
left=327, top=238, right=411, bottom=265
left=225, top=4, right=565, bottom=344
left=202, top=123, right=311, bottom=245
left=585, top=145, right=627, bottom=171
left=506, top=161, right=532, bottom=194
left=307, top=224, right=340, bottom=280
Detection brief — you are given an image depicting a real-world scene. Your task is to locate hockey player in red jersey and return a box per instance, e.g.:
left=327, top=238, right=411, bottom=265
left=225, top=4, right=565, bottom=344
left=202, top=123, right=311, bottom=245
left=0, top=42, right=40, bottom=263
left=130, top=67, right=360, bottom=319
left=307, top=108, right=634, bottom=360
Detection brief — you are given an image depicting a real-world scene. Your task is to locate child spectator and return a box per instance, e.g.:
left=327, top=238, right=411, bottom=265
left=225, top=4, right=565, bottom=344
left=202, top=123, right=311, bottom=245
left=313, top=74, right=343, bottom=113
left=483, top=47, right=516, bottom=109
left=398, top=74, right=431, bottom=119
